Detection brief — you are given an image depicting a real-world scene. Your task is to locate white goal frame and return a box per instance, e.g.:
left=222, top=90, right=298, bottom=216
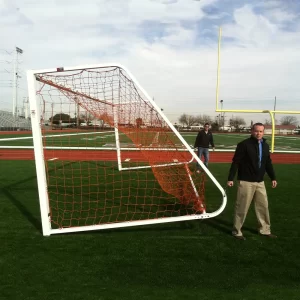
left=27, top=63, right=227, bottom=236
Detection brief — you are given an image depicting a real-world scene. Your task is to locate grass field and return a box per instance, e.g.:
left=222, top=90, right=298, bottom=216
left=1, top=157, right=300, bottom=299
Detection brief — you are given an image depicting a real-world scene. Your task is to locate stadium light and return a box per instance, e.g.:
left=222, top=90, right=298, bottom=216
left=16, top=47, right=23, bottom=54
left=220, top=100, right=225, bottom=128
left=12, top=47, right=23, bottom=116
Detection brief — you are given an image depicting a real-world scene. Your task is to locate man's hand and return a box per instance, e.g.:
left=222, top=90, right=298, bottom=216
left=227, top=181, right=234, bottom=187
left=272, top=180, right=277, bottom=188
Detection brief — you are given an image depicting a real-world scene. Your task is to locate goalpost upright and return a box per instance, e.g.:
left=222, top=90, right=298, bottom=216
left=27, top=72, right=51, bottom=236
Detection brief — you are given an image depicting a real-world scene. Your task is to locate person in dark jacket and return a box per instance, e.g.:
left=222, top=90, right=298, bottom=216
left=194, top=123, right=215, bottom=171
left=227, top=123, right=277, bottom=240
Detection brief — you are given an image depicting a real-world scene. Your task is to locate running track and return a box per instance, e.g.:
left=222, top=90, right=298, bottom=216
left=0, top=149, right=299, bottom=163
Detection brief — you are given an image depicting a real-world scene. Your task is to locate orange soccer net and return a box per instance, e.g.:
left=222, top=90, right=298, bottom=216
left=33, top=66, right=209, bottom=231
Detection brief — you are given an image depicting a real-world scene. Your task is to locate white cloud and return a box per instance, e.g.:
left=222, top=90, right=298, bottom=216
left=222, top=5, right=278, bottom=48
left=1, top=0, right=300, bottom=124
left=266, top=8, right=297, bottom=23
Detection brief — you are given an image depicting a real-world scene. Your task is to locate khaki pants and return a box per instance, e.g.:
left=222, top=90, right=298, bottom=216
left=233, top=181, right=271, bottom=236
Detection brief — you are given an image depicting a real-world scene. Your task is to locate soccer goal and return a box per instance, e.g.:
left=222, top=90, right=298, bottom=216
left=27, top=64, right=227, bottom=236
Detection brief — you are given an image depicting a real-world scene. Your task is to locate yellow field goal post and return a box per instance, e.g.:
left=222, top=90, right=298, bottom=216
left=215, top=27, right=300, bottom=152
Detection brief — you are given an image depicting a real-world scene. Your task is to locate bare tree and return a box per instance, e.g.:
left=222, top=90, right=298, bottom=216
left=211, top=122, right=219, bottom=131
left=229, top=117, right=246, bottom=131
left=80, top=112, right=95, bottom=124
left=50, top=113, right=71, bottom=122
left=178, top=114, right=198, bottom=126
left=280, top=116, right=298, bottom=126
left=264, top=119, right=278, bottom=126
left=264, top=119, right=272, bottom=125
left=196, top=114, right=212, bottom=125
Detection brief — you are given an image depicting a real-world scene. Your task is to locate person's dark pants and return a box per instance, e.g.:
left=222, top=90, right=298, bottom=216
left=197, top=147, right=209, bottom=168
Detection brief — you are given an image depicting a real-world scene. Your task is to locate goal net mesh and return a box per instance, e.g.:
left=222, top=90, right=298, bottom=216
left=34, top=66, right=207, bottom=229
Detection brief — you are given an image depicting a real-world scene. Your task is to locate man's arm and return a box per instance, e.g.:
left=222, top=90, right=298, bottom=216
left=266, top=155, right=277, bottom=188
left=265, top=152, right=276, bottom=181
left=227, top=142, right=245, bottom=181
left=210, top=132, right=215, bottom=148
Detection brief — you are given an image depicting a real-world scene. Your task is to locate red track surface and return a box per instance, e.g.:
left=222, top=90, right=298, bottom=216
left=0, top=149, right=299, bottom=163
left=0, top=131, right=33, bottom=135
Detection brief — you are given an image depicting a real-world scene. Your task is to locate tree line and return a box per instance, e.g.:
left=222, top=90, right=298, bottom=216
left=49, top=113, right=144, bottom=128
left=178, top=113, right=299, bottom=131
left=48, top=112, right=299, bottom=130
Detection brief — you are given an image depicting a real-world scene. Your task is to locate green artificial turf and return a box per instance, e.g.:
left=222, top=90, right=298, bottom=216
left=1, top=160, right=299, bottom=300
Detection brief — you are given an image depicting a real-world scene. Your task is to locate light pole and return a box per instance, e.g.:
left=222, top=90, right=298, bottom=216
left=220, top=99, right=224, bottom=128
left=13, top=47, right=23, bottom=116
left=150, top=108, right=153, bottom=127
left=51, top=103, right=54, bottom=125
left=74, top=97, right=80, bottom=127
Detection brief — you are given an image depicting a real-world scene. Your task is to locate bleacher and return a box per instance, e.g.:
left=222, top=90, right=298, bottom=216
left=0, top=110, right=32, bottom=131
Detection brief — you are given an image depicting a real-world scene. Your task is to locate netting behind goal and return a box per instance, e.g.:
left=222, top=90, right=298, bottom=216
left=27, top=65, right=226, bottom=235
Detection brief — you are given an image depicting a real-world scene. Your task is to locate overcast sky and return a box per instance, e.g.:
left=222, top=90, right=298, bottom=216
left=1, top=0, right=300, bottom=124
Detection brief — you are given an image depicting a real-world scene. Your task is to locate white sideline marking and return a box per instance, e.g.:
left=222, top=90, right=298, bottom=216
left=0, top=130, right=116, bottom=142
left=48, top=158, right=58, bottom=161
left=0, top=136, right=33, bottom=141
left=125, top=158, right=131, bottom=162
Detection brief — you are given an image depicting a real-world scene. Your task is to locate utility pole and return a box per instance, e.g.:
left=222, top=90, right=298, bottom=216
left=0, top=49, right=13, bottom=92
left=12, top=47, right=23, bottom=116
left=51, top=103, right=54, bottom=125
left=22, top=97, right=29, bottom=119
left=77, top=102, right=80, bottom=127
left=151, top=97, right=154, bottom=126
left=24, top=97, right=29, bottom=119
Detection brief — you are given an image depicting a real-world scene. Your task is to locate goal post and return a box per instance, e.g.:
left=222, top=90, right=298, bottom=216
left=27, top=64, right=227, bottom=236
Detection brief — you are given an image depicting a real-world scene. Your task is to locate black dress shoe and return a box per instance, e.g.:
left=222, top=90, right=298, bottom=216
left=233, top=235, right=246, bottom=240
left=260, top=233, right=277, bottom=238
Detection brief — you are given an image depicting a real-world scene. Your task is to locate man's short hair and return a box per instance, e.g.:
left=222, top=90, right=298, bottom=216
left=252, top=122, right=264, bottom=130
left=204, top=123, right=209, bottom=127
